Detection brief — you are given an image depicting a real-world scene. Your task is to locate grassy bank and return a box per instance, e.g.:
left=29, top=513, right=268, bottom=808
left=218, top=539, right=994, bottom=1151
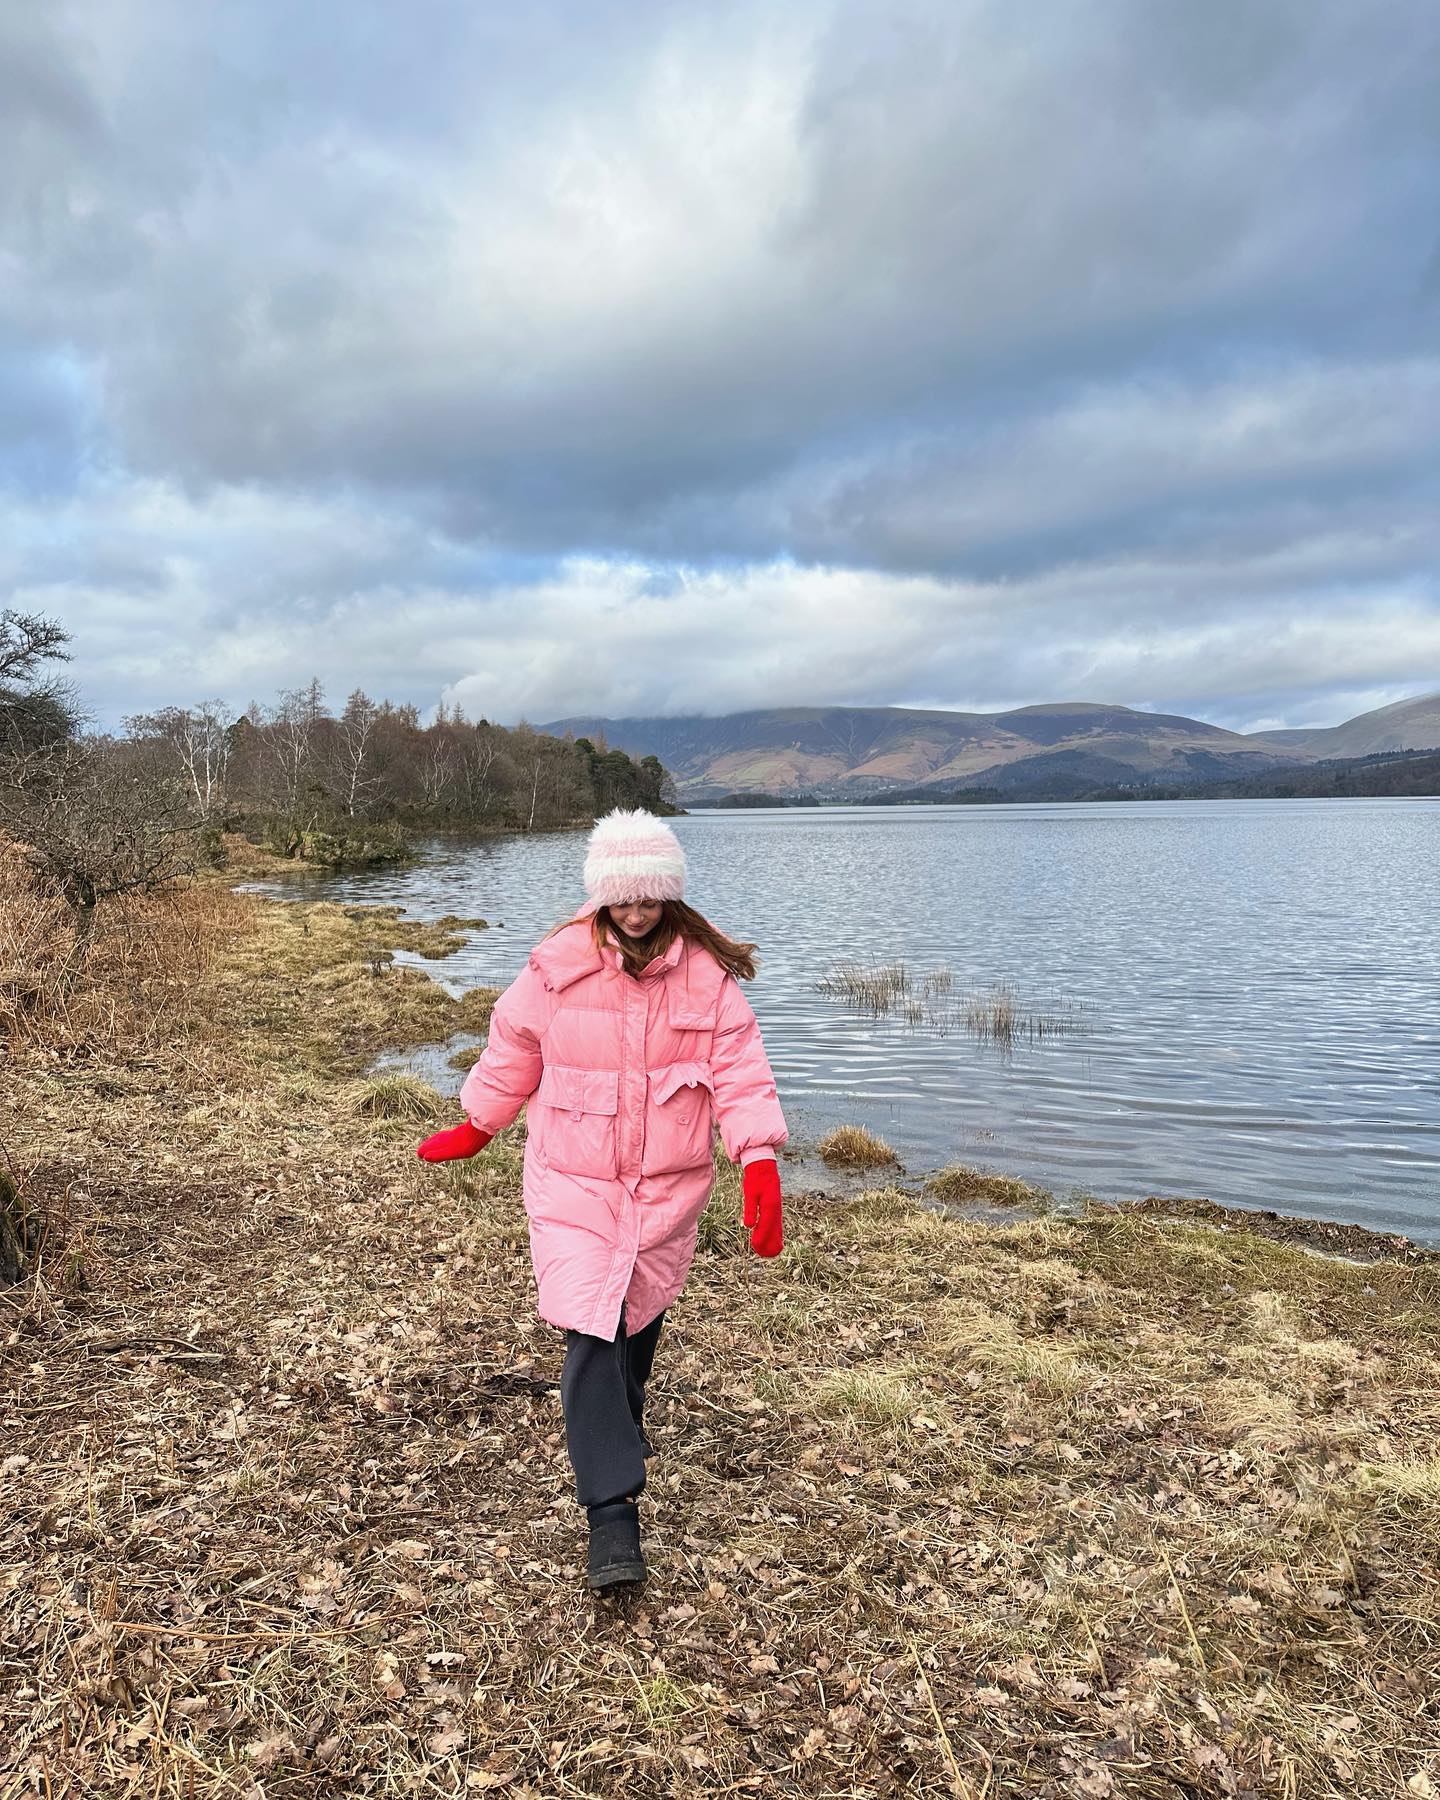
left=2, top=878, right=1438, bottom=1797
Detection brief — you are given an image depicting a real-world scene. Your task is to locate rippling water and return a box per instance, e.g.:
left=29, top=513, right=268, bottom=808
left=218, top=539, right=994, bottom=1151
left=251, top=800, right=1440, bottom=1240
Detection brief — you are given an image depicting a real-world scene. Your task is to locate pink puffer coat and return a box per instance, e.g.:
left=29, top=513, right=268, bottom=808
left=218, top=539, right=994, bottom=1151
left=459, top=916, right=788, bottom=1339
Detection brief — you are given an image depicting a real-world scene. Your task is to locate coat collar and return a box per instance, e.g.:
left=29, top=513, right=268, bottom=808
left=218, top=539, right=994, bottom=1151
left=601, top=934, right=685, bottom=979
left=528, top=916, right=686, bottom=990
left=528, top=918, right=604, bottom=991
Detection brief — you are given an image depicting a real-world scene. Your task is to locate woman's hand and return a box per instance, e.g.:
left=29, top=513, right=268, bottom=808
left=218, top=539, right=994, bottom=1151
left=742, top=1158, right=784, bottom=1257
left=416, top=1119, right=493, bottom=1162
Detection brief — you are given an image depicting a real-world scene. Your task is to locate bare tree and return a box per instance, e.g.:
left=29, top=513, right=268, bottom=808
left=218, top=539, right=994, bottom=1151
left=455, top=727, right=500, bottom=817
left=0, top=737, right=198, bottom=945
left=336, top=689, right=380, bottom=817
left=125, top=701, right=233, bottom=816
left=265, top=680, right=328, bottom=829
left=0, top=610, right=79, bottom=756
left=525, top=756, right=544, bottom=830
left=421, top=733, right=457, bottom=812
left=104, top=673, right=674, bottom=856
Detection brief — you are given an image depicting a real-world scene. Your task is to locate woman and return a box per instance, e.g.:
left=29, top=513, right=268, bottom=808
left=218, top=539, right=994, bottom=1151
left=417, top=808, right=787, bottom=1590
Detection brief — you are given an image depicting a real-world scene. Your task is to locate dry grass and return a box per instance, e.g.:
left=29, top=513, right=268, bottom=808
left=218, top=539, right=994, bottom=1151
left=926, top=1162, right=1050, bottom=1208
left=350, top=1073, right=446, bottom=1123
left=0, top=838, right=74, bottom=1037
left=3, top=879, right=1440, bottom=1796
left=818, top=1124, right=900, bottom=1169
left=0, top=836, right=240, bottom=1053
left=213, top=896, right=501, bottom=1079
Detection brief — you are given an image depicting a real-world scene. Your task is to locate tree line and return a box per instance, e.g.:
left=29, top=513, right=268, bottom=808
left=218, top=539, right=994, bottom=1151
left=0, top=607, right=675, bottom=939
left=132, top=680, right=674, bottom=861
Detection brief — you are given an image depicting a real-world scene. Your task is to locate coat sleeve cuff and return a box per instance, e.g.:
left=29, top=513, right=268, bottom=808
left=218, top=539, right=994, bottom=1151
left=738, top=1146, right=778, bottom=1168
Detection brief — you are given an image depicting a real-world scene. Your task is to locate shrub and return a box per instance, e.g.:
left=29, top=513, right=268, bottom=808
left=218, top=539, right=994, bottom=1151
left=0, top=1169, right=40, bottom=1286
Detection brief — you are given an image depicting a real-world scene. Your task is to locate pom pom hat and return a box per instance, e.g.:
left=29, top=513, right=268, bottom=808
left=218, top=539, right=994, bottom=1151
left=583, top=808, right=686, bottom=907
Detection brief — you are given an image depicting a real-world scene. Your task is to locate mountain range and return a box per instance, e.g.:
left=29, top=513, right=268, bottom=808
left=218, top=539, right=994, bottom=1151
left=543, top=692, right=1440, bottom=800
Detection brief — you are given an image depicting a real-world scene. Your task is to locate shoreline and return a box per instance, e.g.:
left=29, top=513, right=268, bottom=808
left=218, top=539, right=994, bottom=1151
left=232, top=826, right=1440, bottom=1256
left=335, top=922, right=1437, bottom=1266
left=785, top=1155, right=1438, bottom=1268
left=684, top=790, right=1440, bottom=810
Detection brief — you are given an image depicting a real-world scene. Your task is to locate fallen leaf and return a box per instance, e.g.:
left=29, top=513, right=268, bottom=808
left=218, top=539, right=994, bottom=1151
left=246, top=1732, right=297, bottom=1770
left=373, top=1651, right=405, bottom=1701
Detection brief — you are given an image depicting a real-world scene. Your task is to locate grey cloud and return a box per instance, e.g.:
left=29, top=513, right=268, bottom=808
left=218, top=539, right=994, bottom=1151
left=1, top=0, right=1437, bottom=731
left=12, top=3, right=1438, bottom=506
left=11, top=472, right=1437, bottom=731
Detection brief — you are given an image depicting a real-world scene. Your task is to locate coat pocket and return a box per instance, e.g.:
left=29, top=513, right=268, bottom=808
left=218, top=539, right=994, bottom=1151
left=534, top=1064, right=620, bottom=1179
left=643, top=1060, right=716, bottom=1175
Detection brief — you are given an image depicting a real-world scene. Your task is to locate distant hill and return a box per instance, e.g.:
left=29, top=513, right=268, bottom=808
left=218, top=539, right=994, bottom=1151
left=544, top=703, right=1319, bottom=799
left=543, top=691, right=1440, bottom=799
left=1174, top=747, right=1440, bottom=800
left=1245, top=691, right=1440, bottom=759
left=866, top=747, right=1440, bottom=806
left=541, top=702, right=1300, bottom=798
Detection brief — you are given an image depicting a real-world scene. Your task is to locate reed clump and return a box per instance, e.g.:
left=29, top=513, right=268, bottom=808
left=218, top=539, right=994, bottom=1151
left=926, top=1163, right=1050, bottom=1208
left=815, top=960, right=911, bottom=1014
left=816, top=957, right=1085, bottom=1047
left=965, top=982, right=1019, bottom=1043
left=819, top=1124, right=900, bottom=1169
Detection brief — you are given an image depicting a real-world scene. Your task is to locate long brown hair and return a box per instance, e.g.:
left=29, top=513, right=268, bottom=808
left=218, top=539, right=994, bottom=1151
left=590, top=898, right=758, bottom=981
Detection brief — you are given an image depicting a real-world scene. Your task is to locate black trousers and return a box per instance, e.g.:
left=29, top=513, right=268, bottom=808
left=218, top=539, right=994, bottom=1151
left=560, top=1299, right=666, bottom=1512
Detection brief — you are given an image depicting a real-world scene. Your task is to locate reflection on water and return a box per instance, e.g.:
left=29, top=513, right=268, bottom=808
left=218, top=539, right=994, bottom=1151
left=247, top=799, right=1440, bottom=1241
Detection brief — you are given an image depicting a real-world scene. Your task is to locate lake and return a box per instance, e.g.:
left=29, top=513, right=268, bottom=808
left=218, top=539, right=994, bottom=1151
left=258, top=800, right=1440, bottom=1242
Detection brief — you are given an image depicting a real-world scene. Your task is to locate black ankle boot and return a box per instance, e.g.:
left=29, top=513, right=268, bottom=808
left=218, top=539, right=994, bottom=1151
left=586, top=1500, right=646, bottom=1591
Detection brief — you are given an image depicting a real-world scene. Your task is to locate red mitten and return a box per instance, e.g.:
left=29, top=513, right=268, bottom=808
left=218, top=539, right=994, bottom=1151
left=742, top=1158, right=784, bottom=1258
left=416, top=1119, right=493, bottom=1162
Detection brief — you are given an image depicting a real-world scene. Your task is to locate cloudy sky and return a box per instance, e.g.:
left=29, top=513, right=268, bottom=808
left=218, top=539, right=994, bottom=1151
left=5, top=0, right=1438, bottom=734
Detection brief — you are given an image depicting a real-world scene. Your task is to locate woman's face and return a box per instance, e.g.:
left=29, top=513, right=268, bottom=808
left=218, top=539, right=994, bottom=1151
left=610, top=898, right=664, bottom=939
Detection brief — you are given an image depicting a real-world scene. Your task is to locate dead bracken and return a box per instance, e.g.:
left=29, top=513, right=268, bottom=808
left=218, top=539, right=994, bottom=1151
left=2, top=836, right=1438, bottom=1796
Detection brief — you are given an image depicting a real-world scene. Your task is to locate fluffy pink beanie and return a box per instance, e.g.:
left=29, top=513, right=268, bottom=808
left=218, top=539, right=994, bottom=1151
left=583, top=808, right=686, bottom=907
